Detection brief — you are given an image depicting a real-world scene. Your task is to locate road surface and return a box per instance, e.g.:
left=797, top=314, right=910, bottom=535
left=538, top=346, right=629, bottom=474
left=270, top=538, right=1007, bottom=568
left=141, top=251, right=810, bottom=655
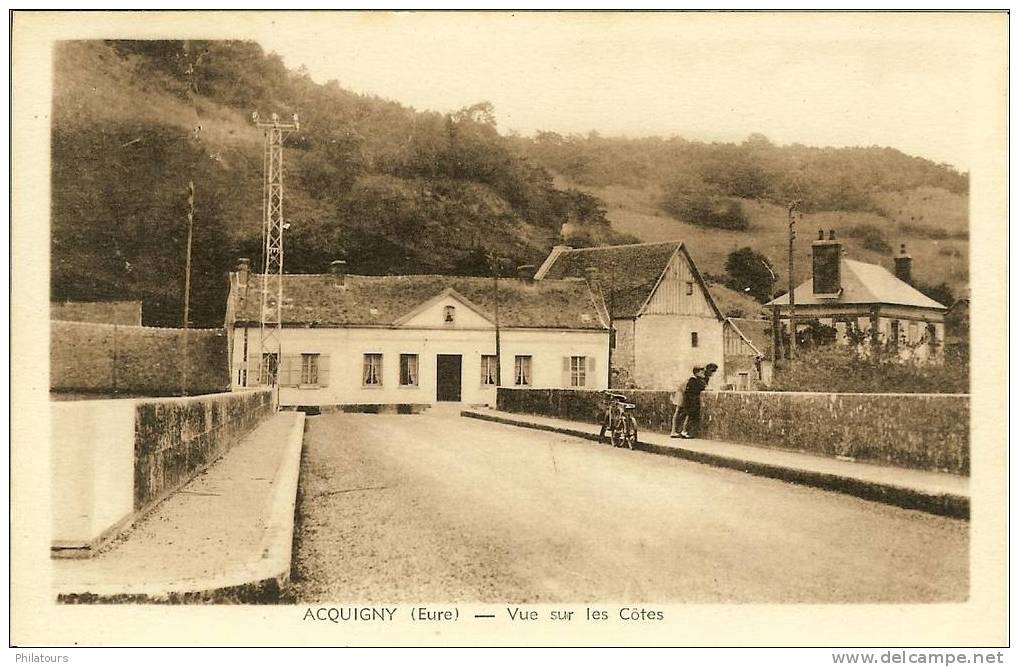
left=291, top=412, right=967, bottom=603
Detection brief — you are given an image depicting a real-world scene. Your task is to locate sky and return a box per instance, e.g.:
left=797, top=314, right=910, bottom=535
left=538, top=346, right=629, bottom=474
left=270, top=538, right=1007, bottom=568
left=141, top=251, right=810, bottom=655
left=256, top=12, right=998, bottom=172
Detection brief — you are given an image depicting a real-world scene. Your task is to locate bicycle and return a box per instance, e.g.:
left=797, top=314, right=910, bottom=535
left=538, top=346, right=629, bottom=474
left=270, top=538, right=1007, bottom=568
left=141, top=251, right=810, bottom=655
left=599, top=391, right=639, bottom=450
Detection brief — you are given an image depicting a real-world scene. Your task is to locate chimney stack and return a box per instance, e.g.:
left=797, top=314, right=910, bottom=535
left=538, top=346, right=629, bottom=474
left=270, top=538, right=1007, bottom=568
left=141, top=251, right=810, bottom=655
left=236, top=257, right=251, bottom=287
left=894, top=243, right=913, bottom=285
left=329, top=259, right=348, bottom=286
left=812, top=229, right=842, bottom=296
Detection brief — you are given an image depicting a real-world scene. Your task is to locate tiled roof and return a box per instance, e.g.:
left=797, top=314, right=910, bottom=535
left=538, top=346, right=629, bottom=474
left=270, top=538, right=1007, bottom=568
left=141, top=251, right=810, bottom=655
left=766, top=259, right=946, bottom=310
left=228, top=274, right=608, bottom=330
left=536, top=242, right=685, bottom=318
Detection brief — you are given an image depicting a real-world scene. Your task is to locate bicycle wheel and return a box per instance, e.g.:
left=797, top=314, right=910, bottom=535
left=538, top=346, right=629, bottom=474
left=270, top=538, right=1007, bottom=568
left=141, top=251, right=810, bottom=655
left=610, top=416, right=625, bottom=447
left=624, top=416, right=638, bottom=450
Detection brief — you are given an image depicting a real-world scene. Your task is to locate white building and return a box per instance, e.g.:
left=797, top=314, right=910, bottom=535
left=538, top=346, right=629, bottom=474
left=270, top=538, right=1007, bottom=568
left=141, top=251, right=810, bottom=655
left=225, top=261, right=610, bottom=408
left=534, top=241, right=726, bottom=390
left=766, top=232, right=947, bottom=361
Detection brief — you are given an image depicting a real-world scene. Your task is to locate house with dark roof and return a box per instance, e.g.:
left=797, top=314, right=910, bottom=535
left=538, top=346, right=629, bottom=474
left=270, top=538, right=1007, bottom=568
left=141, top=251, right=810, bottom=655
left=534, top=241, right=726, bottom=390
left=766, top=231, right=947, bottom=361
left=225, top=260, right=610, bottom=408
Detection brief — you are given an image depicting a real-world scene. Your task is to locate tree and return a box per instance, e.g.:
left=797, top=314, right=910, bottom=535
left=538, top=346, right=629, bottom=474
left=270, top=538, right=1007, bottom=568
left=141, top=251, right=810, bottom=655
left=723, top=247, right=776, bottom=303
left=916, top=281, right=955, bottom=308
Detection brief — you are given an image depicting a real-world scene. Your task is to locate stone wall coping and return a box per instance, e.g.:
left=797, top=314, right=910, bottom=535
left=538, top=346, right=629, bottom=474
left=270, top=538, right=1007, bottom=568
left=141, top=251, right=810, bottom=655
left=50, top=388, right=271, bottom=408
left=51, top=320, right=226, bottom=334
left=497, top=387, right=970, bottom=399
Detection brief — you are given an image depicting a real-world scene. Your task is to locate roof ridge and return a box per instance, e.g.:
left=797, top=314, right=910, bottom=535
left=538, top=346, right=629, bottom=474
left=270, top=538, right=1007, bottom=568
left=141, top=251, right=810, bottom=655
left=561, top=240, right=684, bottom=252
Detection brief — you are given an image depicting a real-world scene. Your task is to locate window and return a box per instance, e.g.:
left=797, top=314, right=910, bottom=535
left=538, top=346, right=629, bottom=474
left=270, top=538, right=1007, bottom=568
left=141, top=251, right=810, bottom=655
left=908, top=321, right=919, bottom=344
left=399, top=354, right=419, bottom=386
left=691, top=331, right=699, bottom=348
left=481, top=355, right=498, bottom=386
left=686, top=281, right=694, bottom=296
left=301, top=353, right=320, bottom=385
left=444, top=305, right=456, bottom=324
left=363, top=353, right=383, bottom=386
left=514, top=355, right=532, bottom=386
left=570, top=356, right=587, bottom=387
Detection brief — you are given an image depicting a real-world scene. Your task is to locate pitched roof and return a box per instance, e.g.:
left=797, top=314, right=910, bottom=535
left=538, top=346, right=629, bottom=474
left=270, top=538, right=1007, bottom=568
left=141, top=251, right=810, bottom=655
left=535, top=241, right=716, bottom=319
left=228, top=274, right=608, bottom=330
left=727, top=317, right=772, bottom=356
left=766, top=259, right=946, bottom=310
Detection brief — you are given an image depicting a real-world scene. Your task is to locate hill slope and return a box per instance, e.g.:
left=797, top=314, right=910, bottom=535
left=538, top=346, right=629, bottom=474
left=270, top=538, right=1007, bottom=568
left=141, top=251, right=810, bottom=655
left=51, top=40, right=968, bottom=327
left=51, top=40, right=631, bottom=326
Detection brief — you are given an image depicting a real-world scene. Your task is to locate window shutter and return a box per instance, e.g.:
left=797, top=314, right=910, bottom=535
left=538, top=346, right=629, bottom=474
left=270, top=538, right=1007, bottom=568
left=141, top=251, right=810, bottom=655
left=247, top=355, right=260, bottom=386
left=318, top=355, right=330, bottom=387
left=587, top=356, right=595, bottom=386
left=283, top=355, right=300, bottom=387
left=562, top=356, right=571, bottom=387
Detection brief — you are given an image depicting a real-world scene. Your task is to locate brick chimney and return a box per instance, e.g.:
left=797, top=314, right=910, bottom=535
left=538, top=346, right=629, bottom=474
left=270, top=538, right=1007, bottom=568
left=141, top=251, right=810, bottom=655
left=894, top=243, right=913, bottom=285
left=329, top=259, right=347, bottom=286
left=812, top=229, right=842, bottom=296
left=236, top=257, right=251, bottom=288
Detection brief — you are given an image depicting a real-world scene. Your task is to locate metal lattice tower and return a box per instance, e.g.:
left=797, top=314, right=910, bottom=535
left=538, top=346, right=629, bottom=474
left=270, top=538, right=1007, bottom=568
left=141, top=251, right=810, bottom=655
left=252, top=111, right=299, bottom=386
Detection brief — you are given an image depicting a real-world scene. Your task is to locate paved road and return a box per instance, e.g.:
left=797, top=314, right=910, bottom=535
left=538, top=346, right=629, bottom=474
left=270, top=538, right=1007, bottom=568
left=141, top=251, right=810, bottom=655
left=291, top=413, right=968, bottom=603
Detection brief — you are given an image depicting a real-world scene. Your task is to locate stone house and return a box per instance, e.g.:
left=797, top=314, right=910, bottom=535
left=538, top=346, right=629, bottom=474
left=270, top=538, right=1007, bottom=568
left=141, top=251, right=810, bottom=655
left=225, top=261, right=610, bottom=408
left=767, top=231, right=947, bottom=360
left=533, top=241, right=726, bottom=390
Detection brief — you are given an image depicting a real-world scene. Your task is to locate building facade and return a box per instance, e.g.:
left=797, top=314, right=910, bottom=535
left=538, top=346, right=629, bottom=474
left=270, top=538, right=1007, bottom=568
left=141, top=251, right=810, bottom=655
left=534, top=241, right=725, bottom=390
left=225, top=264, right=609, bottom=407
left=767, top=232, right=947, bottom=361
left=722, top=318, right=772, bottom=390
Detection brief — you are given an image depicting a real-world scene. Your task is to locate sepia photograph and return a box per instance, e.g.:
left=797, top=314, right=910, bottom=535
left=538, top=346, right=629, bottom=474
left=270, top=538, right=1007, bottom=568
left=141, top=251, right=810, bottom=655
left=10, top=9, right=1009, bottom=650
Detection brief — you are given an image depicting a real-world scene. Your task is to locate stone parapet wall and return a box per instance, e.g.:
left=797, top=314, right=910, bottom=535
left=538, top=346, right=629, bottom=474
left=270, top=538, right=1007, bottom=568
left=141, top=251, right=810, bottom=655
left=497, top=387, right=969, bottom=475
left=52, top=388, right=274, bottom=554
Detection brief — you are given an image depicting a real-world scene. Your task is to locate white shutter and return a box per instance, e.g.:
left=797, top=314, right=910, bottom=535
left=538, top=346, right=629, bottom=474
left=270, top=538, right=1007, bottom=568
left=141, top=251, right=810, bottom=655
left=562, top=356, right=571, bottom=387
left=586, top=356, right=595, bottom=387
left=318, top=355, right=330, bottom=387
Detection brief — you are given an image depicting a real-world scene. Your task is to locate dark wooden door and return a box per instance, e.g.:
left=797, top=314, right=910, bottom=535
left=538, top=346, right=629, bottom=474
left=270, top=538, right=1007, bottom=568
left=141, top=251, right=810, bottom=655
left=436, top=354, right=462, bottom=402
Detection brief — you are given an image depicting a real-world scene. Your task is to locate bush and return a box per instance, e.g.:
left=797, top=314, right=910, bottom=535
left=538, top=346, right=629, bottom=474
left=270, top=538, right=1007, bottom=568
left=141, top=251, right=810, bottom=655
left=769, top=345, right=968, bottom=394
left=845, top=223, right=893, bottom=254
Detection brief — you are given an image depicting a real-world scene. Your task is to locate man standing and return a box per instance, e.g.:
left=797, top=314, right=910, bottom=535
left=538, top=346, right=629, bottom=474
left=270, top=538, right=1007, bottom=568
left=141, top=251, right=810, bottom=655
left=670, top=363, right=718, bottom=439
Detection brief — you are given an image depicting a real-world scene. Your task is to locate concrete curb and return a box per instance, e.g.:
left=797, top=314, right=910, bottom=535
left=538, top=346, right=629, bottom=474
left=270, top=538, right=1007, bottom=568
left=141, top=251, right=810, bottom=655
left=462, top=410, right=969, bottom=520
left=58, top=412, right=307, bottom=604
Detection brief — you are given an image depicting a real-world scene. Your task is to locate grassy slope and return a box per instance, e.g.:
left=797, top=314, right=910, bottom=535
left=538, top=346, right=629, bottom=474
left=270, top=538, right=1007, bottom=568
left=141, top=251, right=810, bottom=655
left=556, top=177, right=970, bottom=301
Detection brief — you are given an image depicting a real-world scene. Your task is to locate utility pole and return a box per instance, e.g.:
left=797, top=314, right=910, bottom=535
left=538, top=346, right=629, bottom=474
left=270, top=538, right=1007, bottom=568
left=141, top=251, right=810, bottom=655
left=182, top=180, right=195, bottom=395
left=787, top=201, right=799, bottom=360
left=760, top=258, right=778, bottom=364
left=252, top=112, right=299, bottom=389
left=489, top=254, right=508, bottom=387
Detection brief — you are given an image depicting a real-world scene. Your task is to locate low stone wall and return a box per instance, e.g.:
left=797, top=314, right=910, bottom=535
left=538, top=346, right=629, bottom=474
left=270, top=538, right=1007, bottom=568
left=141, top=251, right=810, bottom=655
left=134, top=389, right=274, bottom=510
left=51, top=321, right=230, bottom=396
left=497, top=388, right=969, bottom=475
left=52, top=388, right=274, bottom=554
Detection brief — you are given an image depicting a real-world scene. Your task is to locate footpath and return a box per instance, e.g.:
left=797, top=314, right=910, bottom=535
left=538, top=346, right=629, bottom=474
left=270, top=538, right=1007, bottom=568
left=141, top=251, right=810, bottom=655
left=461, top=408, right=969, bottom=519
left=54, top=412, right=306, bottom=603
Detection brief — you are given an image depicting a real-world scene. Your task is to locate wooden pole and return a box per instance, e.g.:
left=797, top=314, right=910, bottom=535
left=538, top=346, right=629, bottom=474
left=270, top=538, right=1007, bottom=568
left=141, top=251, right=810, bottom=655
left=788, top=201, right=799, bottom=360
left=182, top=180, right=194, bottom=395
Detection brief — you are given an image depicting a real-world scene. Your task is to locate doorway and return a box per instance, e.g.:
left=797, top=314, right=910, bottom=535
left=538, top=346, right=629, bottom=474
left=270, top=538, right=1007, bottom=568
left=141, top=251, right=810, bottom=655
left=435, top=354, right=462, bottom=402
